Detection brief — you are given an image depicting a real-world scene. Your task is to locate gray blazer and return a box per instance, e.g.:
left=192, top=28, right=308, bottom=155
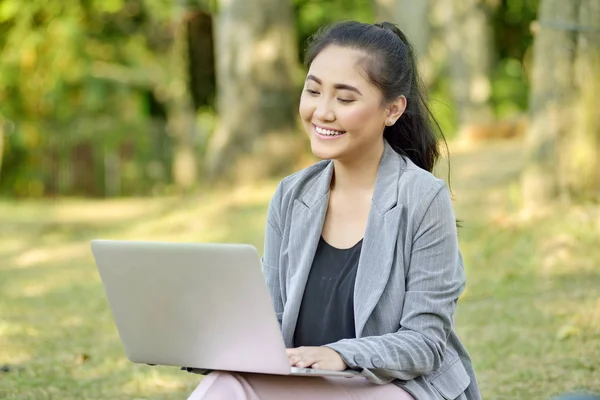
left=262, top=140, right=481, bottom=400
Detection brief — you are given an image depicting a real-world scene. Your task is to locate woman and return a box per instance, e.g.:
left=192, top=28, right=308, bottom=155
left=188, top=20, right=481, bottom=400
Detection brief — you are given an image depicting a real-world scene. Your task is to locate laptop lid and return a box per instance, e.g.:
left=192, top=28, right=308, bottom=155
left=90, top=239, right=292, bottom=375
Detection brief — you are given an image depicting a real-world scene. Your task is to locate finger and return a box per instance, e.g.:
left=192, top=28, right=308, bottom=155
left=286, top=347, right=303, bottom=357
left=295, top=357, right=318, bottom=369
left=288, top=347, right=320, bottom=368
left=288, top=355, right=299, bottom=366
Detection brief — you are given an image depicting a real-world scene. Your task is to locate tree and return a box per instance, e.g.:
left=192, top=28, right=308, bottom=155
left=371, top=0, right=436, bottom=83
left=94, top=0, right=207, bottom=192
left=371, top=0, right=496, bottom=127
left=163, top=0, right=200, bottom=192
left=0, top=118, right=4, bottom=178
left=522, top=0, right=600, bottom=209
left=564, top=0, right=600, bottom=201
left=206, top=0, right=302, bottom=181
left=0, top=0, right=216, bottom=195
left=372, top=0, right=430, bottom=58
left=440, top=0, right=495, bottom=128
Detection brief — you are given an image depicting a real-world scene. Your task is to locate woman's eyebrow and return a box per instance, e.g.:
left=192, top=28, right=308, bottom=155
left=306, top=75, right=363, bottom=96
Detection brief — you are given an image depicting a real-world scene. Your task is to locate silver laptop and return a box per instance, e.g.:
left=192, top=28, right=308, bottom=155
left=90, top=239, right=359, bottom=378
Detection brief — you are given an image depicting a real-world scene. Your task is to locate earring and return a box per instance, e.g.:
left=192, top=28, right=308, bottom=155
left=386, top=120, right=393, bottom=126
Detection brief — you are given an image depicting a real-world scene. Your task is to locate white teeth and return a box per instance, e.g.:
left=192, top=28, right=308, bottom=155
left=315, top=126, right=345, bottom=136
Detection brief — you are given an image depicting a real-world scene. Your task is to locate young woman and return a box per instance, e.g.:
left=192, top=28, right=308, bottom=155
left=188, top=20, right=481, bottom=400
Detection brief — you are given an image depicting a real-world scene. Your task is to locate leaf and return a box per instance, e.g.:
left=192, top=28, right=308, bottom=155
left=0, top=0, right=19, bottom=22
left=93, top=0, right=125, bottom=14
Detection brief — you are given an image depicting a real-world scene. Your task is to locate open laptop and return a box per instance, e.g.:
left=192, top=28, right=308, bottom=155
left=90, top=239, right=359, bottom=378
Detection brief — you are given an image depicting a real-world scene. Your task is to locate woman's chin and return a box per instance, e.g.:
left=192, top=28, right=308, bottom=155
left=310, top=143, right=340, bottom=160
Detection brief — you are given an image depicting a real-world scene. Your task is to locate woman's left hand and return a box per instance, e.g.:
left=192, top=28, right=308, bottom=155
left=286, top=346, right=348, bottom=371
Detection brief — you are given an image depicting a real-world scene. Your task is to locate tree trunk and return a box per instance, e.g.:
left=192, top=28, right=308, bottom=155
left=72, top=142, right=98, bottom=196
left=207, top=0, right=301, bottom=181
left=0, top=121, right=4, bottom=180
left=372, top=0, right=435, bottom=83
left=372, top=0, right=430, bottom=58
left=165, top=1, right=199, bottom=192
left=188, top=9, right=216, bottom=109
left=441, top=0, right=494, bottom=127
left=561, top=0, right=600, bottom=201
left=521, top=0, right=580, bottom=210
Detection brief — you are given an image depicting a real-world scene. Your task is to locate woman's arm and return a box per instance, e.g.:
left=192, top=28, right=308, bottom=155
left=325, top=184, right=465, bottom=383
left=261, top=184, right=285, bottom=326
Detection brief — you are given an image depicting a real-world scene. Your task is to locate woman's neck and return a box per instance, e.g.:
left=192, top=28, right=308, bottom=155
left=330, top=140, right=384, bottom=193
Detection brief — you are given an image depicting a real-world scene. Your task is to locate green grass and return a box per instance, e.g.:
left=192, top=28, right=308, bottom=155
left=1, top=139, right=599, bottom=399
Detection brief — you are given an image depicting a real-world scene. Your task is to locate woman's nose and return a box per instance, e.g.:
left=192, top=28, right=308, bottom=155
left=313, top=100, right=335, bottom=122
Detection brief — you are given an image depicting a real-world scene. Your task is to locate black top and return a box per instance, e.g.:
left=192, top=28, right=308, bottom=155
left=293, top=236, right=363, bottom=347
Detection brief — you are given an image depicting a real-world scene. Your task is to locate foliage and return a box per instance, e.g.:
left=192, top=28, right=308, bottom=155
left=292, top=0, right=374, bottom=61
left=490, top=0, right=539, bottom=118
left=0, top=0, right=184, bottom=197
left=0, top=0, right=541, bottom=197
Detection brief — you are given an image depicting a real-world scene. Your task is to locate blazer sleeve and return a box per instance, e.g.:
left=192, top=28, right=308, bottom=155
left=261, top=183, right=285, bottom=327
left=324, top=183, right=465, bottom=383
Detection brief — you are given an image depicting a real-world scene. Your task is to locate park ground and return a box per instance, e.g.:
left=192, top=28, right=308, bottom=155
left=1, top=138, right=599, bottom=399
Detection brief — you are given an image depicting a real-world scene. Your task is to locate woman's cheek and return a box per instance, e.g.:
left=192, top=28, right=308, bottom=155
left=298, top=97, right=313, bottom=121
left=340, top=107, right=370, bottom=131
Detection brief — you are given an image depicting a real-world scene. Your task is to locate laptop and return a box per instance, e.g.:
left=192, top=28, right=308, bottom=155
left=90, top=239, right=359, bottom=378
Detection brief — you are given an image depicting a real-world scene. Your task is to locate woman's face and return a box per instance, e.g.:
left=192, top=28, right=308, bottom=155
left=299, top=45, right=391, bottom=162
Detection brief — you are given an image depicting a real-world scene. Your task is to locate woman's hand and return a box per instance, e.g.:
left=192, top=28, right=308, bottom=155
left=286, top=346, right=348, bottom=371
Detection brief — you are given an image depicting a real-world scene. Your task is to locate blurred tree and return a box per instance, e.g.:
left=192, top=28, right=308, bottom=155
left=372, top=0, right=430, bottom=57
left=188, top=8, right=216, bottom=110
left=206, top=0, right=302, bottom=181
left=0, top=118, right=4, bottom=178
left=566, top=0, right=600, bottom=200
left=489, top=0, right=539, bottom=118
left=293, top=0, right=374, bottom=61
left=0, top=0, right=218, bottom=196
left=0, top=0, right=556, bottom=197
left=92, top=0, right=209, bottom=193
left=163, top=0, right=198, bottom=192
left=522, top=0, right=600, bottom=208
left=441, top=0, right=496, bottom=129
left=371, top=0, right=434, bottom=82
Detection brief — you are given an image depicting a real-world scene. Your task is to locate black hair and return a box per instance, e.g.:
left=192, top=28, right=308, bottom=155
left=304, top=20, right=448, bottom=174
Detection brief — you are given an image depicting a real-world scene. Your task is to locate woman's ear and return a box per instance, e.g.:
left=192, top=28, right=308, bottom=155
left=386, top=95, right=407, bottom=125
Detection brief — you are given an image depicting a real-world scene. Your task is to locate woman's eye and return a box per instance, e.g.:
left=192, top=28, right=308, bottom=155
left=338, top=98, right=354, bottom=104
left=305, top=89, right=319, bottom=95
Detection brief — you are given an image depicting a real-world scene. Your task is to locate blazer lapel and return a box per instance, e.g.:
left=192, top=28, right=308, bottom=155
left=354, top=142, right=404, bottom=337
left=281, top=163, right=334, bottom=348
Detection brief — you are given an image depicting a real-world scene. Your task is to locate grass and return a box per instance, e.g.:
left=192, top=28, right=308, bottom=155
left=1, top=138, right=599, bottom=399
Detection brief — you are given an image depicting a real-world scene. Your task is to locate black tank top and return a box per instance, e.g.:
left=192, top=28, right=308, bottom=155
left=293, top=236, right=362, bottom=347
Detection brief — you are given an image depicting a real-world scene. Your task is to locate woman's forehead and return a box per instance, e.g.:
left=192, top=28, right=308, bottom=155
left=307, top=45, right=371, bottom=85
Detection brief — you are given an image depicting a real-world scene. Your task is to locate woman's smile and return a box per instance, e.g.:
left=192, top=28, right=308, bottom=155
left=313, top=124, right=347, bottom=139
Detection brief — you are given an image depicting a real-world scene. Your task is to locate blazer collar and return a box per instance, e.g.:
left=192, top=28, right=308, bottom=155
left=299, top=140, right=404, bottom=212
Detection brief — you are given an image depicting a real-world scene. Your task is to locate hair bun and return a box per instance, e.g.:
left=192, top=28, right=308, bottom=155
left=375, top=22, right=411, bottom=49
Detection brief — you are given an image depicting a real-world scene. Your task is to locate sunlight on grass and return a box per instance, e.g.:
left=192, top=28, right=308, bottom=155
left=0, top=321, right=34, bottom=364
left=121, top=369, right=193, bottom=396
left=13, top=243, right=88, bottom=269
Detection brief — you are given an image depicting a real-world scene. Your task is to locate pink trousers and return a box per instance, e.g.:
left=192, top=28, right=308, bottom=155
left=187, top=371, right=415, bottom=400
